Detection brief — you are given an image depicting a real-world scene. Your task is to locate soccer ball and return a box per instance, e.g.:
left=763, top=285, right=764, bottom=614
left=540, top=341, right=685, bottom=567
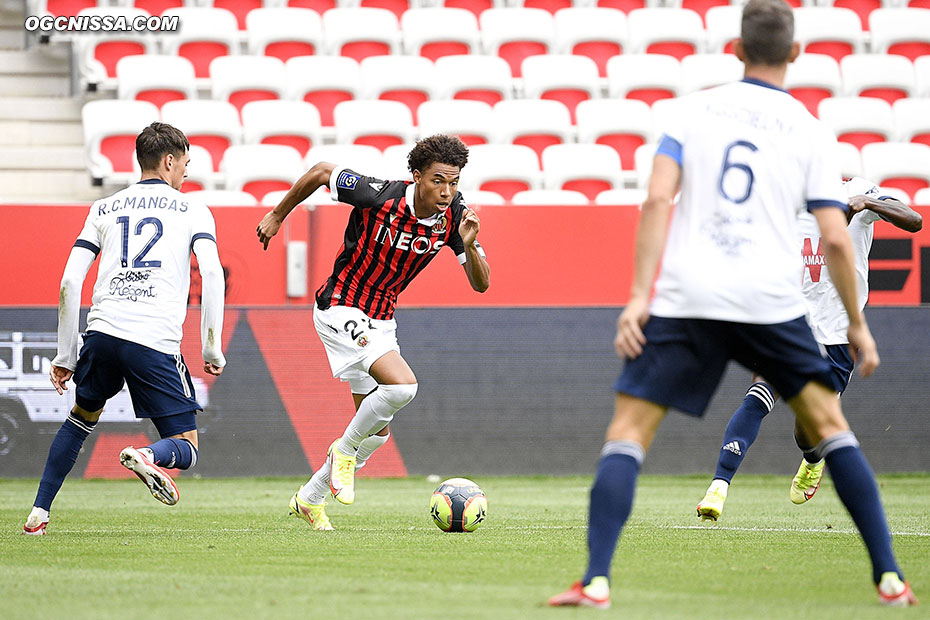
left=429, top=477, right=487, bottom=532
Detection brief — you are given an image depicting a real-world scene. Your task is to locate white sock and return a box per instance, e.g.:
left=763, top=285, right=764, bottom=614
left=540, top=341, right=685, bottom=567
left=355, top=433, right=390, bottom=470
left=299, top=462, right=330, bottom=505
left=29, top=506, right=49, bottom=522
left=709, top=479, right=729, bottom=495
left=336, top=384, right=416, bottom=455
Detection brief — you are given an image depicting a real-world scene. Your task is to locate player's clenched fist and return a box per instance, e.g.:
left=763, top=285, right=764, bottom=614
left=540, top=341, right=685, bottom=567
left=460, top=207, right=480, bottom=247
left=256, top=210, right=284, bottom=250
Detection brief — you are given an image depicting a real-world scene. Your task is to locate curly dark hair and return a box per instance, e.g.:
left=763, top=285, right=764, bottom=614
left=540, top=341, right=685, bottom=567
left=407, top=134, right=469, bottom=174
left=136, top=122, right=189, bottom=171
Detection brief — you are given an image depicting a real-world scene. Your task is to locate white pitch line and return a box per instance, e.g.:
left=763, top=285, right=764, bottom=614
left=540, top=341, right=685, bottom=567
left=671, top=525, right=930, bottom=537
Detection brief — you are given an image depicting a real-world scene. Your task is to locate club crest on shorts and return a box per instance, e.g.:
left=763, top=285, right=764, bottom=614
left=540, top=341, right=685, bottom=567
left=356, top=335, right=369, bottom=348
left=432, top=214, right=447, bottom=234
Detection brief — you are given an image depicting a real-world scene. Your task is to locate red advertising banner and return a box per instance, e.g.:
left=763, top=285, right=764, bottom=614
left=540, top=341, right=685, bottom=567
left=2, top=204, right=929, bottom=306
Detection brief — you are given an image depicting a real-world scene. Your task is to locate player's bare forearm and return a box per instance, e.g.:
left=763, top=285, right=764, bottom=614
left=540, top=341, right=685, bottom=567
left=858, top=196, right=923, bottom=232
left=464, top=246, right=490, bottom=292
left=632, top=156, right=678, bottom=300
left=257, top=162, right=335, bottom=249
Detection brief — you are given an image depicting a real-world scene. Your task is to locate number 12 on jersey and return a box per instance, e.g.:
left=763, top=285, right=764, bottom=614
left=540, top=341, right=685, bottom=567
left=116, top=216, right=163, bottom=269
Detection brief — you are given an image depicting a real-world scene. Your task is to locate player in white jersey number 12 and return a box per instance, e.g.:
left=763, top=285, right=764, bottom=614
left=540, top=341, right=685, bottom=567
left=549, top=0, right=916, bottom=608
left=23, top=122, right=226, bottom=536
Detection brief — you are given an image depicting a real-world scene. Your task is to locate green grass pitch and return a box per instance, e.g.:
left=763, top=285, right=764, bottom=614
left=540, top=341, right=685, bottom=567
left=2, top=474, right=928, bottom=619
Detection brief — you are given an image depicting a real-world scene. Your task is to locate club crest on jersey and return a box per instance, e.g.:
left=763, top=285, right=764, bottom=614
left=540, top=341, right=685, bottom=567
left=356, top=335, right=369, bottom=348
left=431, top=214, right=447, bottom=234
left=336, top=170, right=359, bottom=190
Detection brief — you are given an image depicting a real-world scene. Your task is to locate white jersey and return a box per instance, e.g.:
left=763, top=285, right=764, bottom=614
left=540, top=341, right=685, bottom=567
left=800, top=177, right=882, bottom=344
left=650, top=79, right=848, bottom=324
left=75, top=179, right=217, bottom=355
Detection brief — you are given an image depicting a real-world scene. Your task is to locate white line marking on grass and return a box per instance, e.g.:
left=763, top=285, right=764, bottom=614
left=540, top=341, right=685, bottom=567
left=671, top=525, right=930, bottom=537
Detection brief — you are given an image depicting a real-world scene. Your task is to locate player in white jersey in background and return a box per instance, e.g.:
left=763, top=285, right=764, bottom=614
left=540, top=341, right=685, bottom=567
left=23, top=122, right=226, bottom=536
left=549, top=0, right=916, bottom=608
left=697, top=178, right=921, bottom=520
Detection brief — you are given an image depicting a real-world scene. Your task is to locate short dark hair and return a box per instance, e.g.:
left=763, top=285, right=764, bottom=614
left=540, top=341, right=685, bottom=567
left=740, top=0, right=795, bottom=66
left=136, top=122, right=189, bottom=171
left=407, top=134, right=469, bottom=174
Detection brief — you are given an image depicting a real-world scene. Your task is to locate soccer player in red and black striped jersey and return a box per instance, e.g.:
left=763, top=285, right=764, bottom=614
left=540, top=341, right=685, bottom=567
left=256, top=135, right=489, bottom=529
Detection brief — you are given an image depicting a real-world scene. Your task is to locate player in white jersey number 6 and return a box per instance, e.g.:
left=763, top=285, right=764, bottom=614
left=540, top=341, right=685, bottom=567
left=696, top=179, right=921, bottom=521
left=549, top=0, right=916, bottom=608
left=23, top=122, right=226, bottom=536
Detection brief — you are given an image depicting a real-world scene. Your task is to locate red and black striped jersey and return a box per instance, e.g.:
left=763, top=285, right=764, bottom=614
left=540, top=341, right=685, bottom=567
left=315, top=167, right=486, bottom=320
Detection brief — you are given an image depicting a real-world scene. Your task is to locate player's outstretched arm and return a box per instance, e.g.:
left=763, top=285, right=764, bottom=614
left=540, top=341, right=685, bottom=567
left=193, top=237, right=226, bottom=376
left=813, top=206, right=880, bottom=377
left=257, top=161, right=337, bottom=250
left=50, top=246, right=96, bottom=394
left=849, top=194, right=922, bottom=232
left=615, top=154, right=679, bottom=359
left=459, top=208, right=489, bottom=292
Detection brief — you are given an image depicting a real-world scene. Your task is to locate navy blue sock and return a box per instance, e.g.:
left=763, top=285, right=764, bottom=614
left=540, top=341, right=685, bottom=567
left=34, top=413, right=96, bottom=511
left=583, top=441, right=644, bottom=585
left=714, top=383, right=774, bottom=483
left=821, top=433, right=902, bottom=584
left=146, top=438, right=197, bottom=470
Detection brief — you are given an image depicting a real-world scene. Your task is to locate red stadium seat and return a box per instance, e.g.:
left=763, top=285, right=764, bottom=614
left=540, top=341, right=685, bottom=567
left=576, top=99, right=653, bottom=173
left=359, top=56, right=436, bottom=124
left=596, top=0, right=645, bottom=14
left=480, top=8, right=555, bottom=77
left=222, top=144, right=304, bottom=202
left=210, top=56, right=286, bottom=117
left=607, top=54, right=681, bottom=105
left=784, top=53, right=842, bottom=116
left=439, top=0, right=495, bottom=19
left=830, top=0, right=881, bottom=30
left=242, top=100, right=323, bottom=158
left=627, top=8, right=704, bottom=60
left=285, top=56, right=360, bottom=127
left=322, top=8, right=400, bottom=62
left=360, top=0, right=410, bottom=21
left=434, top=55, right=512, bottom=106
left=116, top=55, right=196, bottom=109
left=246, top=8, right=322, bottom=62
left=542, top=144, right=623, bottom=200
left=464, top=144, right=541, bottom=200
left=493, top=99, right=573, bottom=165
left=870, top=8, right=930, bottom=61
left=401, top=8, right=479, bottom=61
left=212, top=0, right=262, bottom=29
left=333, top=100, right=415, bottom=152
left=794, top=7, right=864, bottom=62
left=521, top=55, right=600, bottom=124
left=841, top=54, right=915, bottom=105
left=818, top=97, right=893, bottom=150
left=681, top=0, right=729, bottom=25
left=521, top=0, right=572, bottom=15
left=554, top=7, right=628, bottom=78
left=418, top=100, right=495, bottom=146
left=161, top=7, right=238, bottom=78
left=131, top=0, right=184, bottom=16
left=861, top=141, right=930, bottom=199
left=285, top=0, right=335, bottom=13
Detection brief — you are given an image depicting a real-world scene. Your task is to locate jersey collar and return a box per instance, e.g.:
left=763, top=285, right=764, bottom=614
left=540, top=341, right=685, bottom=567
left=138, top=178, right=169, bottom=185
left=741, top=77, right=789, bottom=94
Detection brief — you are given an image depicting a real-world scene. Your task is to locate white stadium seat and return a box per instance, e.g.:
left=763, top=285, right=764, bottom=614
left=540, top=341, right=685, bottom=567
left=461, top=144, right=541, bottom=200
left=116, top=55, right=196, bottom=109
left=246, top=7, right=323, bottom=61
left=541, top=143, right=624, bottom=200
left=221, top=144, right=304, bottom=202
left=333, top=100, right=416, bottom=152
left=241, top=100, right=323, bottom=158
left=401, top=7, right=481, bottom=59
left=480, top=8, right=556, bottom=76
left=210, top=56, right=287, bottom=115
left=82, top=99, right=159, bottom=185
left=433, top=55, right=514, bottom=105
left=417, top=100, right=496, bottom=146
left=510, top=189, right=590, bottom=204
left=285, top=56, right=361, bottom=127
left=161, top=99, right=242, bottom=172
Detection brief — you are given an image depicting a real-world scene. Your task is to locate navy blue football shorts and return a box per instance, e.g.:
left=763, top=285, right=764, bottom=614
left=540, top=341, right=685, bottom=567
left=823, top=343, right=855, bottom=394
left=613, top=316, right=844, bottom=417
left=73, top=331, right=202, bottom=422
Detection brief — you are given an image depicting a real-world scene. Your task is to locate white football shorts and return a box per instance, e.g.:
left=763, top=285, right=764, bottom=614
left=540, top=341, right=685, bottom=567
left=313, top=304, right=400, bottom=392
